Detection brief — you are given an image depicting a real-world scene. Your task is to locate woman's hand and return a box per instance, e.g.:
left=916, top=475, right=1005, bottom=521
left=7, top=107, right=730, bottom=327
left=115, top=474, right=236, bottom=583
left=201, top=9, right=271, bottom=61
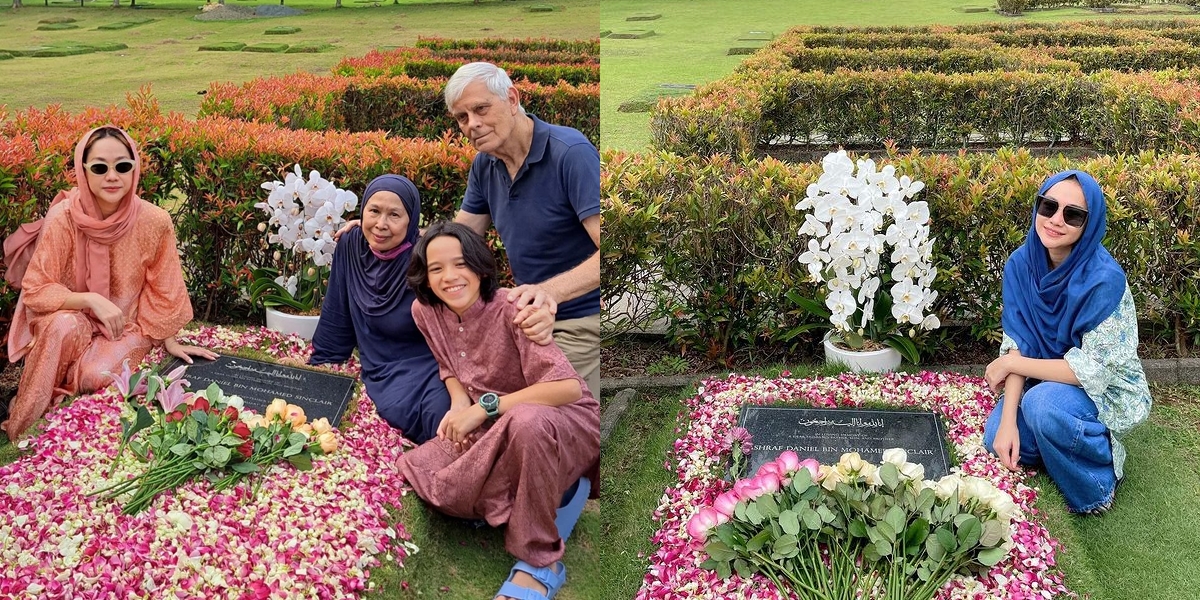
left=992, top=422, right=1022, bottom=471
left=87, top=293, right=126, bottom=340
left=984, top=352, right=1019, bottom=393
left=163, top=337, right=219, bottom=364
left=513, top=302, right=555, bottom=346
left=437, top=404, right=488, bottom=448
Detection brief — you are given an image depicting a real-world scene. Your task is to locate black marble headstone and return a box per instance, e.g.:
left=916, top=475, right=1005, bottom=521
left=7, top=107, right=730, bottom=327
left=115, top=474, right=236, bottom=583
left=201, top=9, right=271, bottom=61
left=737, top=406, right=951, bottom=480
left=161, top=355, right=356, bottom=427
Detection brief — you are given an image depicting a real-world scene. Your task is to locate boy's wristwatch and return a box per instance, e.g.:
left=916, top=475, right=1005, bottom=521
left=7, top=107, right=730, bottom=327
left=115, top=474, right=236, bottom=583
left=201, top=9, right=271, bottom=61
left=479, top=392, right=500, bottom=419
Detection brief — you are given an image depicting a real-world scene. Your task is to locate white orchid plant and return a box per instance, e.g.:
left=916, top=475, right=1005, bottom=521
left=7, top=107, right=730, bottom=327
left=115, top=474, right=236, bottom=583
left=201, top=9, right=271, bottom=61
left=250, top=165, right=358, bottom=313
left=789, top=150, right=940, bottom=363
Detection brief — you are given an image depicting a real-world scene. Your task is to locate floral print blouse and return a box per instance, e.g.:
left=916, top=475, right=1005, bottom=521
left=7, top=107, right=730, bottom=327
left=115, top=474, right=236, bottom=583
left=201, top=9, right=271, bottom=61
left=1001, top=285, right=1152, bottom=479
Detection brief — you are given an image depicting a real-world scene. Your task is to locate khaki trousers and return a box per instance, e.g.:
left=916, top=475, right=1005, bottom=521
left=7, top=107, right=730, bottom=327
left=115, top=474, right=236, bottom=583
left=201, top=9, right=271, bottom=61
left=553, top=313, right=600, bottom=398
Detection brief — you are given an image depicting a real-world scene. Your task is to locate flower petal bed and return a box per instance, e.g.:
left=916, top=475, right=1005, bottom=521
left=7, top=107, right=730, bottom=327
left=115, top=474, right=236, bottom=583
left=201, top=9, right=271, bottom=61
left=637, top=372, right=1076, bottom=600
left=0, top=326, right=416, bottom=599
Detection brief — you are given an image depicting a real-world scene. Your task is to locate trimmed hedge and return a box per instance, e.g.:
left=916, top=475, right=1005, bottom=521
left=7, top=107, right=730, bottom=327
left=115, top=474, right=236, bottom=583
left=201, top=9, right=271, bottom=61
left=200, top=73, right=599, bottom=145
left=602, top=149, right=1200, bottom=359
left=413, top=36, right=598, bottom=57
left=651, top=69, right=1200, bottom=155
left=333, top=48, right=598, bottom=85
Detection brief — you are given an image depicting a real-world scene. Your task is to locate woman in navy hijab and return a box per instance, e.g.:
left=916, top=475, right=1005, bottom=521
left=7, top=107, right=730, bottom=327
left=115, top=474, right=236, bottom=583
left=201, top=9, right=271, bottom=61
left=983, top=170, right=1150, bottom=515
left=308, top=175, right=449, bottom=444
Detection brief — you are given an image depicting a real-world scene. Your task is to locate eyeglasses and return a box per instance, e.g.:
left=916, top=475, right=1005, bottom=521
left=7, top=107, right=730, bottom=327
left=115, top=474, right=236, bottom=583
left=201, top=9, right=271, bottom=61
left=1035, top=194, right=1088, bottom=228
left=83, top=160, right=135, bottom=176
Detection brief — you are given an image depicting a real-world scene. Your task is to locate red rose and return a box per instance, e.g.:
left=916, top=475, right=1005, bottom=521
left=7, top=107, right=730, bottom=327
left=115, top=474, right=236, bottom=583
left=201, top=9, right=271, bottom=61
left=237, top=440, right=253, bottom=459
left=166, top=410, right=184, bottom=423
left=232, top=422, right=252, bottom=439
left=191, top=397, right=211, bottom=413
left=223, top=406, right=239, bottom=420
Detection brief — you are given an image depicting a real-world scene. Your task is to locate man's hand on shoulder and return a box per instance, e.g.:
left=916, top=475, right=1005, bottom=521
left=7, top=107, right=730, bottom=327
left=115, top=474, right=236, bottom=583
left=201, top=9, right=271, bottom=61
left=333, top=219, right=361, bottom=241
left=506, top=284, right=558, bottom=315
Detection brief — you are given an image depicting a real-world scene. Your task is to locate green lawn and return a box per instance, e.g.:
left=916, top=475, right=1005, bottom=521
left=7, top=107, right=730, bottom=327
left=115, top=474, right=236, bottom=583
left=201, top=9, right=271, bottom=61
left=1, top=0, right=598, bottom=117
left=601, top=375, right=1200, bottom=600
left=599, top=0, right=1200, bottom=151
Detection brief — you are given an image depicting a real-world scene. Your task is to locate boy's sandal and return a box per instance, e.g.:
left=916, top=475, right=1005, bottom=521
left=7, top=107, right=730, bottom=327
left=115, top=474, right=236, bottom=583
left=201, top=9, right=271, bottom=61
left=495, top=560, right=567, bottom=600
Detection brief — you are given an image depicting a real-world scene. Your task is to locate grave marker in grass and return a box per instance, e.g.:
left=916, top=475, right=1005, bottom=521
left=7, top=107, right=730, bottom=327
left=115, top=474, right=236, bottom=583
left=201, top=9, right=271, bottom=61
left=617, top=83, right=695, bottom=113
left=527, top=4, right=554, bottom=12
left=608, top=29, right=655, bottom=39
left=265, top=26, right=301, bottom=35
left=285, top=42, right=334, bottom=53
left=97, top=19, right=156, bottom=31
left=37, top=23, right=80, bottom=31
left=626, top=13, right=661, bottom=21
left=243, top=43, right=290, bottom=53
left=199, top=42, right=247, bottom=52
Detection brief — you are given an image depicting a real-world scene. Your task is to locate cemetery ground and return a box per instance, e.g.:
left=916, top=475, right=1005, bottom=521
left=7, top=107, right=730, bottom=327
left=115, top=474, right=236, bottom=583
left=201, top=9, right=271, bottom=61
left=0, top=334, right=603, bottom=600
left=0, top=0, right=599, bottom=116
left=599, top=0, right=1200, bottom=151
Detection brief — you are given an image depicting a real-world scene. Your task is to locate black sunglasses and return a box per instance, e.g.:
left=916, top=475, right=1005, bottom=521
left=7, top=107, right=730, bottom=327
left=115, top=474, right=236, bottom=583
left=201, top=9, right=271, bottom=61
left=1035, top=194, right=1088, bottom=228
left=83, top=160, right=135, bottom=176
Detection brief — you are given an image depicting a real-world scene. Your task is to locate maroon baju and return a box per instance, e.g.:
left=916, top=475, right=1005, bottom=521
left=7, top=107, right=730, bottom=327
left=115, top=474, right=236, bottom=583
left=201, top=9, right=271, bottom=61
left=398, top=296, right=600, bottom=567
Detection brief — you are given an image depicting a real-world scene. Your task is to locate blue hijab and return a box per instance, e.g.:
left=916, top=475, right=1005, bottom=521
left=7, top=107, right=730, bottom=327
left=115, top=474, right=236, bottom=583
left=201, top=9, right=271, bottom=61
left=1000, top=170, right=1126, bottom=359
left=344, top=175, right=422, bottom=317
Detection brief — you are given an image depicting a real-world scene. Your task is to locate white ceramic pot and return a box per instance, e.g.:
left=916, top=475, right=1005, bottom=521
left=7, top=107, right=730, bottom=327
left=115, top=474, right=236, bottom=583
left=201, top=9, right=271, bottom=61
left=265, top=307, right=320, bottom=341
left=823, top=334, right=902, bottom=373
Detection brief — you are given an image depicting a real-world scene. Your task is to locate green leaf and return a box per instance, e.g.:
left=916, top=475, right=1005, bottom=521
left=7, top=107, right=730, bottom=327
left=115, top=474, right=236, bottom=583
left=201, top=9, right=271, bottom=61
left=212, top=446, right=232, bottom=465
left=843, top=330, right=865, bottom=348
left=732, top=558, right=752, bottom=579
left=980, top=519, right=1006, bottom=547
left=287, top=432, right=308, bottom=446
left=221, top=435, right=245, bottom=447
left=976, top=546, right=1007, bottom=567
left=879, top=462, right=900, bottom=490
left=191, top=410, right=208, bottom=427
left=957, top=515, right=982, bottom=550
left=791, top=468, right=814, bottom=493
left=885, top=505, right=907, bottom=535
left=905, top=518, right=930, bottom=550
left=145, top=376, right=161, bottom=406
left=772, top=534, right=798, bottom=558
left=184, top=417, right=200, bottom=442
left=206, top=430, right=224, bottom=446
left=128, top=441, right=149, bottom=461
left=926, top=533, right=946, bottom=562
left=745, top=529, right=771, bottom=553
left=935, top=526, right=958, bottom=554
left=745, top=503, right=764, bottom=526
left=779, top=509, right=801, bottom=536
left=734, top=501, right=747, bottom=522
left=757, top=494, right=779, bottom=518
left=915, top=488, right=937, bottom=514
left=705, top=540, right=737, bottom=562
left=848, top=518, right=869, bottom=538
left=170, top=443, right=193, bottom=457
left=876, top=520, right=897, bottom=543
left=287, top=452, right=313, bottom=471
left=205, top=382, right=222, bottom=401
left=885, top=334, right=921, bottom=365
left=874, top=539, right=893, bottom=558
left=232, top=461, right=260, bottom=474
left=800, top=507, right=822, bottom=531
left=282, top=443, right=304, bottom=458
left=714, top=559, right=732, bottom=580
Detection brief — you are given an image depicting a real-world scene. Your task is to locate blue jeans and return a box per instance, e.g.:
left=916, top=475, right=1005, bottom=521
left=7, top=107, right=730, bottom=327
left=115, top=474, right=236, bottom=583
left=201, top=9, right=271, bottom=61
left=983, top=381, right=1116, bottom=513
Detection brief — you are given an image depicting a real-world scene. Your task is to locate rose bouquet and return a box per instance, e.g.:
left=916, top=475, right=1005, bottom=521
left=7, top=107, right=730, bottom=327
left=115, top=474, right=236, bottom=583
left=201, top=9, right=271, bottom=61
left=688, top=449, right=1016, bottom=600
left=790, top=150, right=940, bottom=363
left=250, top=164, right=359, bottom=313
left=90, top=362, right=339, bottom=514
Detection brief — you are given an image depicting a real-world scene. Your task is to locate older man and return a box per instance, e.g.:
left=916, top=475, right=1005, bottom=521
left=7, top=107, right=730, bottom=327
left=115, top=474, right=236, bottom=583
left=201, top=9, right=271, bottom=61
left=445, top=62, right=600, bottom=398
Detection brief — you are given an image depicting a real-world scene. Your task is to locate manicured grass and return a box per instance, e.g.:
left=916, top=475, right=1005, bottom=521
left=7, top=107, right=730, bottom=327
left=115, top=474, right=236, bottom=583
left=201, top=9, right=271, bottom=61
left=1031, top=384, right=1200, bottom=600
left=599, top=368, right=1200, bottom=600
left=599, top=0, right=1200, bottom=150
left=2, top=0, right=598, bottom=117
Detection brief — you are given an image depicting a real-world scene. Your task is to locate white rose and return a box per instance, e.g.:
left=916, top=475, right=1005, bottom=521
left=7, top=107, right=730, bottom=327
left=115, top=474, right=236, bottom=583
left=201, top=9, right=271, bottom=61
left=881, top=448, right=908, bottom=466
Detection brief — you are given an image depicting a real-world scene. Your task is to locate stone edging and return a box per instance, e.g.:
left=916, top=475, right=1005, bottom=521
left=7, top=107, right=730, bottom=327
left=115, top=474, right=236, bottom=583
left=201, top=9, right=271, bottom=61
left=599, top=358, right=1200, bottom=392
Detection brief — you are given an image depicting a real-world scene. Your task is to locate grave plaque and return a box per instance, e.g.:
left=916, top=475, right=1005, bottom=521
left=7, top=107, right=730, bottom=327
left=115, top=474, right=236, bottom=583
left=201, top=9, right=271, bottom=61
left=737, top=406, right=951, bottom=480
left=161, top=355, right=356, bottom=427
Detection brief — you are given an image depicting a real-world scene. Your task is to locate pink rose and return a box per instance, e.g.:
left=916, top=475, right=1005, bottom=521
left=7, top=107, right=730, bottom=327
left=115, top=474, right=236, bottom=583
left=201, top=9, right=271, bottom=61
left=713, top=491, right=739, bottom=517
left=799, top=458, right=822, bottom=480
left=757, top=473, right=781, bottom=495
left=686, top=508, right=721, bottom=542
left=776, top=450, right=801, bottom=474
left=756, top=461, right=781, bottom=478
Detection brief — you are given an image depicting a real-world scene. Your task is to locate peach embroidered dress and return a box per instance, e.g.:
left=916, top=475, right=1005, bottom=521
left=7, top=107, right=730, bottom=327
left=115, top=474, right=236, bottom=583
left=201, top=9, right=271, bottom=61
left=2, top=128, right=192, bottom=440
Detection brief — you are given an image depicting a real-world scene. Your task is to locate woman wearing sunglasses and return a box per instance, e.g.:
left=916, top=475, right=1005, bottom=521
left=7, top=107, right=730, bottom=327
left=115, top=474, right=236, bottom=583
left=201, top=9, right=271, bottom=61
left=982, top=170, right=1151, bottom=515
left=2, top=125, right=216, bottom=440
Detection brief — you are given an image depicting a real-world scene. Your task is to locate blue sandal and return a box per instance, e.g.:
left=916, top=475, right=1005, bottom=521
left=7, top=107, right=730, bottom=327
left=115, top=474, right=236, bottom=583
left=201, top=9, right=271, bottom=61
left=494, top=560, right=567, bottom=600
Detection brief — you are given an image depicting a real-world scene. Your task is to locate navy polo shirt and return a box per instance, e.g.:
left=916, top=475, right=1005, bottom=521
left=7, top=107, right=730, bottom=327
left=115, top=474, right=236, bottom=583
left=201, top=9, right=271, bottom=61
left=461, top=114, right=601, bottom=321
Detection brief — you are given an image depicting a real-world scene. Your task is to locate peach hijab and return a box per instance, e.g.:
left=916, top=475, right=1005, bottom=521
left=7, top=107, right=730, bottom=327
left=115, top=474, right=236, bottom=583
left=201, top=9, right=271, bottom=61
left=3, top=125, right=143, bottom=297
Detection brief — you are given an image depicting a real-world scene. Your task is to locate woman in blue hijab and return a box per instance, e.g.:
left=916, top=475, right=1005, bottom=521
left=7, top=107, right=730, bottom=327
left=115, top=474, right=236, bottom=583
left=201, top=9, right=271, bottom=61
left=983, top=170, right=1151, bottom=515
left=308, top=175, right=449, bottom=444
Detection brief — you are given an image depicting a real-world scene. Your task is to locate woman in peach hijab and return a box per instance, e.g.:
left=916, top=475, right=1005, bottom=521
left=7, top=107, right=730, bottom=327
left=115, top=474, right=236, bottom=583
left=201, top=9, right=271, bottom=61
left=2, top=125, right=215, bottom=440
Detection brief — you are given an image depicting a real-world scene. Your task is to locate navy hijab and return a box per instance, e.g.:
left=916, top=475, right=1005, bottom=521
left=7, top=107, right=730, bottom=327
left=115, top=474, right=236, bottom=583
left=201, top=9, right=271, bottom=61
left=344, top=175, right=422, bottom=317
left=1000, top=170, right=1126, bottom=359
